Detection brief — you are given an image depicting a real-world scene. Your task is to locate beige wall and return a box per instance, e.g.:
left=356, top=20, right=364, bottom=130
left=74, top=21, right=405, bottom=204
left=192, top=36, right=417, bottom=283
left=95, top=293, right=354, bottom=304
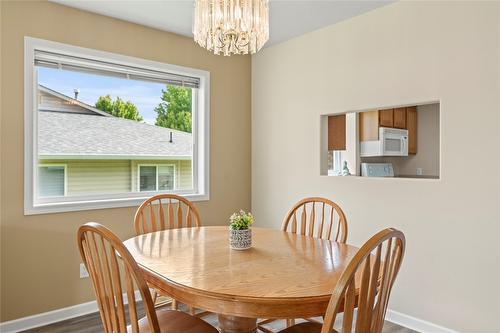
left=252, top=2, right=499, bottom=332
left=0, top=0, right=251, bottom=322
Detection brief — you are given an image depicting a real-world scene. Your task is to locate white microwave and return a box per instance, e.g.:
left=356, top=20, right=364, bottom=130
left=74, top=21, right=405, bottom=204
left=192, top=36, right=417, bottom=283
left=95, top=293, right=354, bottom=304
left=360, top=127, right=409, bottom=157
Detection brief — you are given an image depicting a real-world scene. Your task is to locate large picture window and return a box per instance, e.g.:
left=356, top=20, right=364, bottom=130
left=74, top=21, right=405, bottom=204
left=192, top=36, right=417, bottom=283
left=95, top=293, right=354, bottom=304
left=24, top=37, right=210, bottom=214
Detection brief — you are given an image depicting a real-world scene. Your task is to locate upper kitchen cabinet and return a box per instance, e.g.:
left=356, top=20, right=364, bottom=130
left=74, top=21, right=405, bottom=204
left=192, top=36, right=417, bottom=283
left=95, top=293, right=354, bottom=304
left=328, top=114, right=346, bottom=151
left=359, top=111, right=379, bottom=141
left=359, top=106, right=417, bottom=154
left=379, top=109, right=394, bottom=127
left=322, top=113, right=357, bottom=176
left=393, top=107, right=407, bottom=129
left=406, top=106, right=417, bottom=154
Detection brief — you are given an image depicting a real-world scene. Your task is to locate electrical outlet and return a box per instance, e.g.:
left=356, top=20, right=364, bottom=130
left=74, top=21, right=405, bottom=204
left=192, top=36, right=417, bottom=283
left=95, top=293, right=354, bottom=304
left=80, top=263, right=89, bottom=278
left=416, top=168, right=423, bottom=176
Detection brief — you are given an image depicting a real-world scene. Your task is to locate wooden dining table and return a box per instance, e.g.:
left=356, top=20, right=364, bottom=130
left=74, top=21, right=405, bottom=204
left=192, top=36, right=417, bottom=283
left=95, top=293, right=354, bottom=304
left=123, top=226, right=361, bottom=333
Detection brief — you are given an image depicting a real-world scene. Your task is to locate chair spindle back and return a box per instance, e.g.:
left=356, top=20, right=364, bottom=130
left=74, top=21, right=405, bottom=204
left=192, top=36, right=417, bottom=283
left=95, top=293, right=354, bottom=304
left=77, top=222, right=160, bottom=333
left=134, top=194, right=201, bottom=235
left=321, top=228, right=406, bottom=333
left=282, top=197, right=348, bottom=242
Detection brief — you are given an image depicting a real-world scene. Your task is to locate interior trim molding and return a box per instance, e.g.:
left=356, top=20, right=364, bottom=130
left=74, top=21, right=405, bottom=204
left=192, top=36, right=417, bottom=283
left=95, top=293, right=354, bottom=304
left=0, top=300, right=98, bottom=333
left=386, top=309, right=459, bottom=333
left=0, top=302, right=457, bottom=333
left=0, top=291, right=142, bottom=333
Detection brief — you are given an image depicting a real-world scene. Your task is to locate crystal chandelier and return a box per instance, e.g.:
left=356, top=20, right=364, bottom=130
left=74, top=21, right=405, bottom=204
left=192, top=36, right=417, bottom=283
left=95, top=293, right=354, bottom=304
left=193, top=0, right=269, bottom=56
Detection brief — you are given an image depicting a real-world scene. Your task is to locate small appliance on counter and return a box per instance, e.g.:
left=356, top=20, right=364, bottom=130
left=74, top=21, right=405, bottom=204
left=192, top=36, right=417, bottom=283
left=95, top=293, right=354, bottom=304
left=361, top=163, right=394, bottom=177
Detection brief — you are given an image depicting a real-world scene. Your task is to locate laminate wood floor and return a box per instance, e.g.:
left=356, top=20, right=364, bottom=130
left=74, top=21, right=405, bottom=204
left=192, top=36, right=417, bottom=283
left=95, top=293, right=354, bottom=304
left=22, top=304, right=416, bottom=333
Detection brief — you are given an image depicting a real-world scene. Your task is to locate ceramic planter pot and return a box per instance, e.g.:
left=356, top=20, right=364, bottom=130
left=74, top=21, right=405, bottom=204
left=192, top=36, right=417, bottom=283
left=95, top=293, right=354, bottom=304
left=229, top=228, right=252, bottom=250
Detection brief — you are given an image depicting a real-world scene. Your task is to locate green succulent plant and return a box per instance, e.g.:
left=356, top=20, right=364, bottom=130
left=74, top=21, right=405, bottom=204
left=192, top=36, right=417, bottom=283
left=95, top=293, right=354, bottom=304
left=229, top=210, right=254, bottom=230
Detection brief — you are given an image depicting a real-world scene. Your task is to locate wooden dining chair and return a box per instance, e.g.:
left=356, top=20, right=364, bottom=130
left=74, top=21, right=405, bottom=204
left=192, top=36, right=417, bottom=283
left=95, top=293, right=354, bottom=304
left=134, top=194, right=206, bottom=315
left=134, top=194, right=201, bottom=235
left=281, top=197, right=348, bottom=242
left=77, top=222, right=218, bottom=333
left=277, top=228, right=406, bottom=333
left=258, top=197, right=349, bottom=332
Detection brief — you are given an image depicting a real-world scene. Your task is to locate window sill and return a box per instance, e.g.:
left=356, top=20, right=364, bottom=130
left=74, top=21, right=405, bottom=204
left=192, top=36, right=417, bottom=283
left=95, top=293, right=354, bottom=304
left=25, top=193, right=209, bottom=215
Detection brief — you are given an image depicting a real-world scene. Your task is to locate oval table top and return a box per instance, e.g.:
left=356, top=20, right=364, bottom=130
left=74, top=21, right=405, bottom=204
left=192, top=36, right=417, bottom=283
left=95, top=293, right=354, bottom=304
left=123, top=226, right=360, bottom=319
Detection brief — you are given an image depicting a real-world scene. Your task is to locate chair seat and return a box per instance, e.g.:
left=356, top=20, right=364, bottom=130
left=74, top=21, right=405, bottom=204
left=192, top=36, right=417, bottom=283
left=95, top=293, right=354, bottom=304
left=277, top=322, right=337, bottom=333
left=131, top=307, right=218, bottom=333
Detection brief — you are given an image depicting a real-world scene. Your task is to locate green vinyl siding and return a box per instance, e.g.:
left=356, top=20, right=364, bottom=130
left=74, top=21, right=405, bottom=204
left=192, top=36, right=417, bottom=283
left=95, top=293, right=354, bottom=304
left=39, top=159, right=192, bottom=196
left=179, top=160, right=193, bottom=189
left=42, top=160, right=131, bottom=196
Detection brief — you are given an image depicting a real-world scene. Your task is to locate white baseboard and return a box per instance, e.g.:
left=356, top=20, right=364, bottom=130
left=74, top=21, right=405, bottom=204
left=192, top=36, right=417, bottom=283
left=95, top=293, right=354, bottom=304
left=0, top=300, right=98, bottom=333
left=386, top=309, right=459, bottom=333
left=0, top=300, right=457, bottom=333
left=0, top=291, right=142, bottom=333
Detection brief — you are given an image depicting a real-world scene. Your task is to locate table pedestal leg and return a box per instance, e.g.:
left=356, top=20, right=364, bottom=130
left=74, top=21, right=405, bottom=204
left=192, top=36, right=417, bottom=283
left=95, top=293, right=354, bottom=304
left=218, top=314, right=257, bottom=333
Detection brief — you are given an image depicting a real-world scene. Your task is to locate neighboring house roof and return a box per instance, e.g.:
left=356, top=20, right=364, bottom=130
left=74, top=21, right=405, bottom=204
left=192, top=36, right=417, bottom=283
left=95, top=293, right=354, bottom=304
left=38, top=86, right=192, bottom=159
left=38, top=85, right=112, bottom=117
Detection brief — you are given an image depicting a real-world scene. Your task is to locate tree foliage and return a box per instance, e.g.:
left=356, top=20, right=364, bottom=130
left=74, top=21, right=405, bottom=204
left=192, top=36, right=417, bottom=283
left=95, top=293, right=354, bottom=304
left=95, top=95, right=143, bottom=121
left=154, top=85, right=192, bottom=133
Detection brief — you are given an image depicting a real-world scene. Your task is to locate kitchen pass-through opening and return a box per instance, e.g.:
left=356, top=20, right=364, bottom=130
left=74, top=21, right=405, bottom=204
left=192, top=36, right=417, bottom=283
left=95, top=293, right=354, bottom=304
left=320, top=102, right=440, bottom=179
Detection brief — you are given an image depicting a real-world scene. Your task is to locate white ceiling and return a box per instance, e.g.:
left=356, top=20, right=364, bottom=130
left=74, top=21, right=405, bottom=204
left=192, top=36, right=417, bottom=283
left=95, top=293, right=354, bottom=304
left=51, top=0, right=392, bottom=47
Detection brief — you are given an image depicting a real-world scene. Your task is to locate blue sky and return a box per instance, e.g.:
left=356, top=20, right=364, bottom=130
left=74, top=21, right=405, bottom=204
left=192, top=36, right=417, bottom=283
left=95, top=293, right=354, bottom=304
left=38, top=67, right=166, bottom=124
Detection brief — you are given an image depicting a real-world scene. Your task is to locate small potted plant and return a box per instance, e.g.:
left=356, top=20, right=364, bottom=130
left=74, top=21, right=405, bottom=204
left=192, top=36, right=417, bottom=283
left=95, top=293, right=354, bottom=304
left=229, top=210, right=254, bottom=250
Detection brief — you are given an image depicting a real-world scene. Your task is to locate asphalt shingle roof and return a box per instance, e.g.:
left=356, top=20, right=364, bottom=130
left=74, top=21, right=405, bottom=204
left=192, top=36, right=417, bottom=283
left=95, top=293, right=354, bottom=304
left=38, top=111, right=192, bottom=158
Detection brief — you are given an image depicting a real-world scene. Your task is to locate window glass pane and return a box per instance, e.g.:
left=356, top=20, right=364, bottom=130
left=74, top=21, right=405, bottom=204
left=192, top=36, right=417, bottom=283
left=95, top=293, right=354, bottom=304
left=158, top=165, right=175, bottom=190
left=333, top=151, right=342, bottom=173
left=139, top=166, right=157, bottom=191
left=38, top=166, right=65, bottom=197
left=328, top=151, right=343, bottom=176
left=36, top=65, right=195, bottom=198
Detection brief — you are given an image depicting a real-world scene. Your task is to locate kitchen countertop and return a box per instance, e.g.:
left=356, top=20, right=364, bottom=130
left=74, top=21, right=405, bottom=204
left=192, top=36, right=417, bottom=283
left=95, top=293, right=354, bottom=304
left=397, top=175, right=439, bottom=179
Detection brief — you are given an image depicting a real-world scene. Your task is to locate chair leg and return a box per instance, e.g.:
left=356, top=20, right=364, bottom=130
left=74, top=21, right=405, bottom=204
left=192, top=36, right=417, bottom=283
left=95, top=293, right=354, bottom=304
left=257, top=325, right=275, bottom=333
left=286, top=319, right=295, bottom=327
left=195, top=311, right=211, bottom=318
left=171, top=299, right=178, bottom=310
left=151, top=290, right=158, bottom=304
left=188, top=305, right=196, bottom=315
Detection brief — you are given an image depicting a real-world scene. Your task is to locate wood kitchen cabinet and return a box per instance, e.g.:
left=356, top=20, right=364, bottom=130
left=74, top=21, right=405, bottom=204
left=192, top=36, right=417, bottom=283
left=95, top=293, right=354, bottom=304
left=359, top=111, right=379, bottom=141
left=328, top=114, right=346, bottom=151
left=406, top=106, right=417, bottom=154
left=379, top=109, right=394, bottom=127
left=359, top=109, right=395, bottom=141
left=393, top=107, right=407, bottom=129
left=359, top=106, right=418, bottom=154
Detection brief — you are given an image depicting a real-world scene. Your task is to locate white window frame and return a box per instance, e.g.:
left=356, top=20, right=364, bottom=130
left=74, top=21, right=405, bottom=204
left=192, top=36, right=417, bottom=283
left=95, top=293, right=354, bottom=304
left=137, top=164, right=176, bottom=192
left=334, top=151, right=342, bottom=173
left=37, top=164, right=68, bottom=197
left=329, top=151, right=342, bottom=176
left=24, top=37, right=210, bottom=215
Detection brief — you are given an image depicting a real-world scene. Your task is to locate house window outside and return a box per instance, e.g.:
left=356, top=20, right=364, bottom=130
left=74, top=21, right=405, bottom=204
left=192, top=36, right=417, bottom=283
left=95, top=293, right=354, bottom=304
left=38, top=165, right=66, bottom=197
left=25, top=37, right=210, bottom=214
left=139, top=165, right=175, bottom=192
left=328, top=151, right=342, bottom=176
